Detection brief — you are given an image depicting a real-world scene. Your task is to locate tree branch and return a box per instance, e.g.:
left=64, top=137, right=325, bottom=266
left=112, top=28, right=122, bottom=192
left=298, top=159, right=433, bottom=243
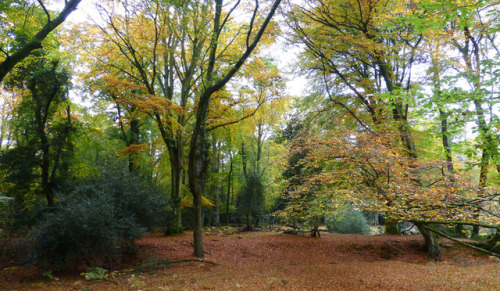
left=422, top=224, right=500, bottom=258
left=0, top=0, right=82, bottom=83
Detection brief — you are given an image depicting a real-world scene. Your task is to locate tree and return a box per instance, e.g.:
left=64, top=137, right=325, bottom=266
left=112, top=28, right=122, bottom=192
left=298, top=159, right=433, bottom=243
left=0, top=0, right=82, bottom=83
left=278, top=125, right=500, bottom=257
left=411, top=0, right=500, bottom=239
left=285, top=0, right=438, bottom=244
left=1, top=50, right=74, bottom=206
left=236, top=170, right=265, bottom=229
left=187, top=0, right=282, bottom=257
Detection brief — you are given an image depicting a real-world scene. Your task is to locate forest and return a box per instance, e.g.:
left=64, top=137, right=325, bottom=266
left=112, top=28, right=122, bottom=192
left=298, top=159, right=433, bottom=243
left=0, top=0, right=499, bottom=288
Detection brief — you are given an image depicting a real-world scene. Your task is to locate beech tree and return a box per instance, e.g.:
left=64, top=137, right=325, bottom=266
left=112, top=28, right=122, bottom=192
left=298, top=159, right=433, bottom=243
left=416, top=0, right=500, bottom=238
left=280, top=0, right=500, bottom=258
left=80, top=0, right=216, bottom=234
left=188, top=0, right=282, bottom=257
left=284, top=0, right=434, bottom=246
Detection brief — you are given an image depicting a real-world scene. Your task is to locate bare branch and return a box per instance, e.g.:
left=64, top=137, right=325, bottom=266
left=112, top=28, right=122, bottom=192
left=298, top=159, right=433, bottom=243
left=246, top=0, right=259, bottom=48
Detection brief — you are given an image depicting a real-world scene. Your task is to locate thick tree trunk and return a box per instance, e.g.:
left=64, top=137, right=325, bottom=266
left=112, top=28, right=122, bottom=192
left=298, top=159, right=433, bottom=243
left=190, top=134, right=206, bottom=257
left=415, top=222, right=442, bottom=260
left=169, top=164, right=183, bottom=234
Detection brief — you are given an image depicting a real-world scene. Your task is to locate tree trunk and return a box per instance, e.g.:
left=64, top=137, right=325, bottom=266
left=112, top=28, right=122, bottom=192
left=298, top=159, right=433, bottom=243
left=188, top=92, right=210, bottom=257
left=169, top=163, right=183, bottom=234
left=40, top=133, right=54, bottom=206
left=241, top=142, right=247, bottom=177
left=34, top=95, right=54, bottom=206
left=226, top=154, right=233, bottom=226
left=415, top=222, right=442, bottom=260
left=246, top=213, right=251, bottom=230
left=439, top=109, right=454, bottom=172
left=473, top=148, right=489, bottom=239
left=128, top=118, right=140, bottom=172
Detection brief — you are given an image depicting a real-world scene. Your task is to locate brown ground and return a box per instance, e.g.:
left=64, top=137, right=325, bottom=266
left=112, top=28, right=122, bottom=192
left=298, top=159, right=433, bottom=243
left=1, top=230, right=499, bottom=290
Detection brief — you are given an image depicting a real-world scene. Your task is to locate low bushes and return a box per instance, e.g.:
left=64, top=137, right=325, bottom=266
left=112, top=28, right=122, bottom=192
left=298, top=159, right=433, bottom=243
left=326, top=206, right=370, bottom=235
left=27, top=172, right=168, bottom=270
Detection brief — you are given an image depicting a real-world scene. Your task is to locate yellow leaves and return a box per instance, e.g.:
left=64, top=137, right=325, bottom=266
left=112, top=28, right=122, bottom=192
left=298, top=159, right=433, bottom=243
left=118, top=143, right=151, bottom=156
left=180, top=195, right=215, bottom=209
left=126, top=94, right=184, bottom=116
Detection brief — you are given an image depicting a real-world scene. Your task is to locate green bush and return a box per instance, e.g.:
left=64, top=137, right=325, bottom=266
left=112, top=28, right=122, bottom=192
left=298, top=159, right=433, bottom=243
left=28, top=194, right=144, bottom=270
left=68, top=171, right=169, bottom=231
left=27, top=172, right=169, bottom=270
left=325, top=206, right=370, bottom=235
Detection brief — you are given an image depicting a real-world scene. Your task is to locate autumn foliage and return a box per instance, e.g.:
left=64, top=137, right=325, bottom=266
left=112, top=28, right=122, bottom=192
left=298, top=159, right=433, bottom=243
left=277, top=127, right=499, bottom=237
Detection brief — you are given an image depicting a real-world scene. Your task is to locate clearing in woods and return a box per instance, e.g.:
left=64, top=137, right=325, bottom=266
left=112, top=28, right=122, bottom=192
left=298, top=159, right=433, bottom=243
left=0, top=230, right=499, bottom=290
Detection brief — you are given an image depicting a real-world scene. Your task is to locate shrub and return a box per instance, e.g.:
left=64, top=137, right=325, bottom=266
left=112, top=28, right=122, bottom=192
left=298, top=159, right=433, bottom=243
left=27, top=172, right=168, bottom=270
left=325, top=206, right=370, bottom=235
left=68, top=172, right=169, bottom=231
left=28, top=193, right=144, bottom=270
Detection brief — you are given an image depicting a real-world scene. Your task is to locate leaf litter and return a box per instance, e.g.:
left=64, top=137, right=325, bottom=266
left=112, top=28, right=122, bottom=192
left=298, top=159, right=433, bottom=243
left=1, top=231, right=499, bottom=290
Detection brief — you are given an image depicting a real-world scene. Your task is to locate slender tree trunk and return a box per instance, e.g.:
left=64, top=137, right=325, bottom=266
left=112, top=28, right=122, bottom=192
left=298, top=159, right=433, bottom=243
left=40, top=132, right=53, bottom=206
left=34, top=97, right=54, bottom=206
left=439, top=109, right=454, bottom=172
left=472, top=148, right=489, bottom=238
left=210, top=137, right=221, bottom=226
left=226, top=154, right=233, bottom=226
left=256, top=122, right=263, bottom=170
left=128, top=118, right=140, bottom=172
left=241, top=142, right=247, bottom=177
left=246, top=213, right=251, bottom=230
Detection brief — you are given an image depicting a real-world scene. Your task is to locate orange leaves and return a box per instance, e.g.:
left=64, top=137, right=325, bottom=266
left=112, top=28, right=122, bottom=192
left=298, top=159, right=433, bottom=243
left=97, top=76, right=143, bottom=93
left=123, top=94, right=184, bottom=116
left=118, top=143, right=151, bottom=156
left=279, top=126, right=500, bottom=228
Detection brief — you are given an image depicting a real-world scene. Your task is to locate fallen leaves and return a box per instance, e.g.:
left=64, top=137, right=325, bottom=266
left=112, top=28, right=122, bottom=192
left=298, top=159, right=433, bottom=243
left=2, top=231, right=498, bottom=290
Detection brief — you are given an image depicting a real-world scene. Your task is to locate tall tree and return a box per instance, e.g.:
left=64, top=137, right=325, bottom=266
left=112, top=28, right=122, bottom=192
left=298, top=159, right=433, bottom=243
left=187, top=0, right=281, bottom=257
left=415, top=0, right=500, bottom=237
left=82, top=0, right=281, bottom=243
left=285, top=0, right=447, bottom=257
left=2, top=50, right=73, bottom=206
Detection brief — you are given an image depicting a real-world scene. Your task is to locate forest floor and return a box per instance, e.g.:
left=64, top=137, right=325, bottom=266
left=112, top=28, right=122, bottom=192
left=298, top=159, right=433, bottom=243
left=1, top=229, right=499, bottom=290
